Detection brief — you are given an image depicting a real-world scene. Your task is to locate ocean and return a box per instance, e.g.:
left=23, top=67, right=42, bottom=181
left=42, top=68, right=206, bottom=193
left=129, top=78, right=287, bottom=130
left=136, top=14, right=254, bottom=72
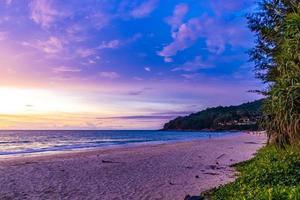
left=0, top=130, right=239, bottom=156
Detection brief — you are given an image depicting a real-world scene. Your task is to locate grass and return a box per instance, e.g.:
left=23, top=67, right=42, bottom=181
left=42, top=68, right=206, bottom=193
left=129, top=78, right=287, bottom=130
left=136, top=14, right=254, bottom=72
left=204, top=145, right=300, bottom=200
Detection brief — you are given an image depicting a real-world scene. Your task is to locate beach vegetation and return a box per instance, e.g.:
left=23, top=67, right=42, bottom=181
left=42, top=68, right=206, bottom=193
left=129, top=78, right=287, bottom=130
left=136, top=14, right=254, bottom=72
left=206, top=145, right=300, bottom=200
left=247, top=0, right=300, bottom=147
left=204, top=1, right=300, bottom=199
left=163, top=100, right=263, bottom=131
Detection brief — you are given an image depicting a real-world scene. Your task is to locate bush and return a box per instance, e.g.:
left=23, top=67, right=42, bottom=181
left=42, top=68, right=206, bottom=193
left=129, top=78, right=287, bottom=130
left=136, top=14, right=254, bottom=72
left=208, top=146, right=300, bottom=200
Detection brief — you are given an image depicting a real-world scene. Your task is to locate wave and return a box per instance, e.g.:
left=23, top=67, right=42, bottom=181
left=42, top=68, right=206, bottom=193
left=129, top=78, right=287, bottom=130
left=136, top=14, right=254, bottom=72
left=0, top=130, right=238, bottom=157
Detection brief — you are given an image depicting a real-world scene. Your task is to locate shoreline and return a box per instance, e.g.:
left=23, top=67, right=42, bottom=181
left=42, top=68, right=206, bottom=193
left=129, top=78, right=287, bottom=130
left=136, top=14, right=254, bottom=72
left=0, top=131, right=241, bottom=160
left=0, top=132, right=267, bottom=200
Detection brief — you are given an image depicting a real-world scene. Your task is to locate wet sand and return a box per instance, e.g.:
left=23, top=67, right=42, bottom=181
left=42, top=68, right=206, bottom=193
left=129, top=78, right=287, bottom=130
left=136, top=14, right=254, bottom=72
left=0, top=132, right=266, bottom=200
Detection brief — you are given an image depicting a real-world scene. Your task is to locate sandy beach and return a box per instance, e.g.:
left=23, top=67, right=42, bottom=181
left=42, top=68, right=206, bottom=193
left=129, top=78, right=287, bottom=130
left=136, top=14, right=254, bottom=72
left=0, top=132, right=266, bottom=200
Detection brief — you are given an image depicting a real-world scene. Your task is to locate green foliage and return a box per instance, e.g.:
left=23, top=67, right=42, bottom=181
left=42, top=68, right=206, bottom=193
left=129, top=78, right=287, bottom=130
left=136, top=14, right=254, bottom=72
left=163, top=100, right=263, bottom=131
left=247, top=0, right=300, bottom=146
left=208, top=145, right=300, bottom=200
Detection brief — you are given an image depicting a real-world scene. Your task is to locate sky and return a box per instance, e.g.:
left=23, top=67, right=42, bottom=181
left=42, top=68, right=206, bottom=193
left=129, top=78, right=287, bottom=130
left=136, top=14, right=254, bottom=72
left=0, top=0, right=263, bottom=130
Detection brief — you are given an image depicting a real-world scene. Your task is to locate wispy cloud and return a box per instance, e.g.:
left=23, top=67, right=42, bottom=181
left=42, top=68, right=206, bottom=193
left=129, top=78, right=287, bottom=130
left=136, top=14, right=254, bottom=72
left=127, top=90, right=144, bottom=96
left=144, top=67, right=151, bottom=72
left=38, top=36, right=63, bottom=54
left=158, top=17, right=201, bottom=61
left=0, top=0, right=260, bottom=129
left=21, top=36, right=63, bottom=54
left=29, top=0, right=59, bottom=29
left=52, top=66, right=82, bottom=73
left=98, top=115, right=172, bottom=120
left=210, top=0, right=254, bottom=16
left=158, top=1, right=253, bottom=61
left=98, top=40, right=121, bottom=50
left=172, top=56, right=211, bottom=72
left=76, top=48, right=96, bottom=58
left=133, top=76, right=143, bottom=81
left=200, top=16, right=252, bottom=55
left=130, top=0, right=159, bottom=18
left=166, top=3, right=189, bottom=32
left=96, top=111, right=192, bottom=120
left=99, top=71, right=120, bottom=79
left=87, top=12, right=113, bottom=30
left=127, top=87, right=152, bottom=96
left=205, top=36, right=225, bottom=54
left=181, top=73, right=203, bottom=79
left=164, top=57, right=173, bottom=63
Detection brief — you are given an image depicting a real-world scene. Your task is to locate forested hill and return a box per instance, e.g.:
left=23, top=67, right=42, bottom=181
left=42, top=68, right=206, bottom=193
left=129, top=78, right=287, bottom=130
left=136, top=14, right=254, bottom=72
left=162, top=99, right=264, bottom=131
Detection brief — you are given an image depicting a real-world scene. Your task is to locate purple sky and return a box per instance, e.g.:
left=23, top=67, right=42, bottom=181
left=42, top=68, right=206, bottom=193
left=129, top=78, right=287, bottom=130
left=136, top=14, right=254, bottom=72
left=0, top=0, right=263, bottom=129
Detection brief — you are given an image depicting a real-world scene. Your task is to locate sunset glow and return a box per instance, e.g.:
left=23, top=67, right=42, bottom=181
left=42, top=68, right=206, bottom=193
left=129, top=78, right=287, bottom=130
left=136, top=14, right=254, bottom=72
left=0, top=0, right=262, bottom=129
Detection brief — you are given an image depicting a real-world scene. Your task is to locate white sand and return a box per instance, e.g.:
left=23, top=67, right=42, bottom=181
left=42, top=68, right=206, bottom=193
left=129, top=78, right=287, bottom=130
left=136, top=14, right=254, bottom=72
left=0, top=132, right=266, bottom=200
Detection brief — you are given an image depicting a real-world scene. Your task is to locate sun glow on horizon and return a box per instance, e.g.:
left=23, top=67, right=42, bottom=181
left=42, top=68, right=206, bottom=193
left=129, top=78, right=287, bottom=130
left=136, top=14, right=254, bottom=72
left=0, top=0, right=263, bottom=129
left=0, top=87, right=174, bottom=130
left=0, top=87, right=92, bottom=115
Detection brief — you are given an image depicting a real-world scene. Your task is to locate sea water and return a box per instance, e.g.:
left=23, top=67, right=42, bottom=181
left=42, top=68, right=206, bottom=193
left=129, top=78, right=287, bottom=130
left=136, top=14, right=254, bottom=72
left=0, top=130, right=239, bottom=156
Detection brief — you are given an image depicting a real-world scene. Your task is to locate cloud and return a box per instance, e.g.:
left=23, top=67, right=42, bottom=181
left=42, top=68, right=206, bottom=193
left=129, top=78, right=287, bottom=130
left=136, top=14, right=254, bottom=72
left=133, top=76, right=143, bottom=81
left=158, top=1, right=253, bottom=61
left=181, top=73, right=203, bottom=79
left=38, top=36, right=63, bottom=54
left=205, top=36, right=225, bottom=54
left=98, top=115, right=172, bottom=120
left=99, top=71, right=120, bottom=79
left=52, top=66, right=82, bottom=73
left=164, top=57, right=173, bottom=63
left=65, top=24, right=88, bottom=42
left=130, top=0, right=159, bottom=18
left=96, top=111, right=192, bottom=120
left=127, top=87, right=152, bottom=96
left=166, top=3, right=189, bottom=31
left=210, top=0, right=254, bottom=16
left=97, top=34, right=140, bottom=51
left=76, top=48, right=96, bottom=58
left=198, top=1, right=254, bottom=54
left=158, top=18, right=201, bottom=60
left=21, top=36, right=63, bottom=54
left=66, top=24, right=83, bottom=34
left=128, top=33, right=143, bottom=42
left=144, top=67, right=151, bottom=72
left=172, top=56, right=211, bottom=72
left=200, top=16, right=252, bottom=54
left=88, top=59, right=96, bottom=64
left=127, top=90, right=144, bottom=96
left=98, top=40, right=121, bottom=50
left=158, top=4, right=202, bottom=61
left=29, top=0, right=59, bottom=28
left=87, top=12, right=113, bottom=30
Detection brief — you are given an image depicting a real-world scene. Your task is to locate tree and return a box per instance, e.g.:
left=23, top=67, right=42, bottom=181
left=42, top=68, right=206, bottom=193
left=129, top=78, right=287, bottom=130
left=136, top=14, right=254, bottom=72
left=247, top=0, right=300, bottom=146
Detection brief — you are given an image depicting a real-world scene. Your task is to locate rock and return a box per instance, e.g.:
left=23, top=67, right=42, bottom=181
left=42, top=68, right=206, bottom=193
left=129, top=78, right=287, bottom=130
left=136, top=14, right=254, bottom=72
left=216, top=153, right=225, bottom=159
left=208, top=165, right=217, bottom=170
left=169, top=182, right=175, bottom=185
left=184, top=195, right=191, bottom=200
left=184, top=194, right=205, bottom=200
left=204, top=172, right=219, bottom=176
left=244, top=141, right=258, bottom=144
left=101, top=160, right=120, bottom=164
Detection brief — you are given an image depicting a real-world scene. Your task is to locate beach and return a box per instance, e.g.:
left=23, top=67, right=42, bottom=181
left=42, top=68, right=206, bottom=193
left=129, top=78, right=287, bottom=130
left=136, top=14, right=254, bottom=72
left=0, top=132, right=266, bottom=200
